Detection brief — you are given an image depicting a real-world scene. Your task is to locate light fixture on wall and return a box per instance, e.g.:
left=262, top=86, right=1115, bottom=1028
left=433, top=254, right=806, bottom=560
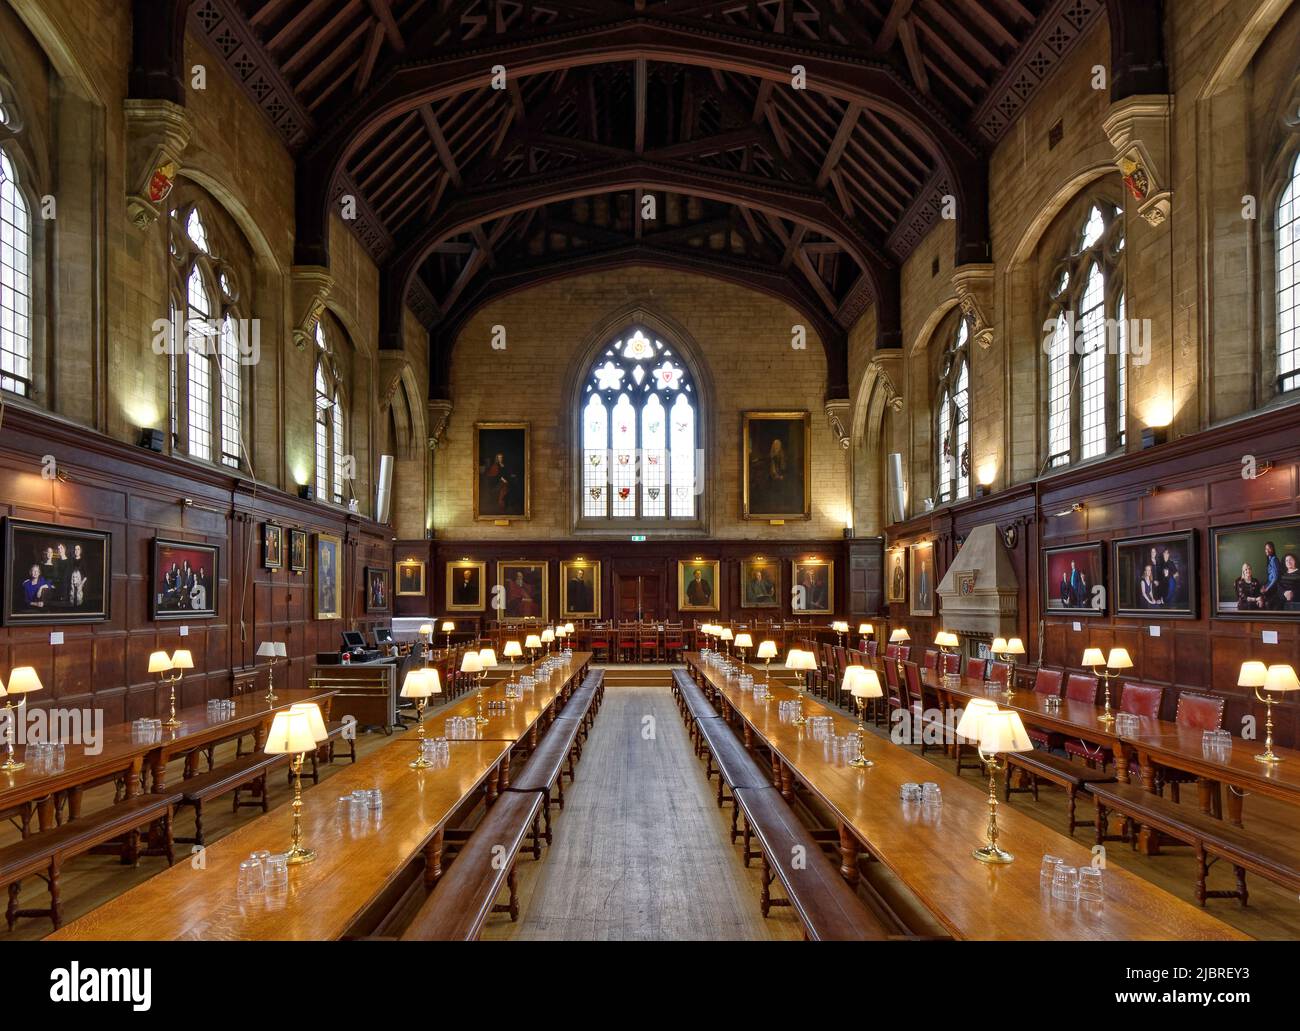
left=1053, top=502, right=1085, bottom=518
left=138, top=427, right=164, bottom=453
left=297, top=484, right=314, bottom=501
left=976, top=461, right=996, bottom=498
left=1142, top=400, right=1174, bottom=449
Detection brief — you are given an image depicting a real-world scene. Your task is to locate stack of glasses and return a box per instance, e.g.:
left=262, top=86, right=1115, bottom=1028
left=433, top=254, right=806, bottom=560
left=420, top=737, right=451, bottom=767
left=444, top=716, right=478, bottom=739
left=1201, top=728, right=1233, bottom=761
left=23, top=741, right=66, bottom=774
left=237, top=850, right=289, bottom=900
left=1041, top=855, right=1105, bottom=905
left=131, top=718, right=164, bottom=743
left=207, top=698, right=236, bottom=720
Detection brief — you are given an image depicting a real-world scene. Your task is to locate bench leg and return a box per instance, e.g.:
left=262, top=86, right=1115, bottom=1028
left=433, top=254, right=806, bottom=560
left=49, top=860, right=62, bottom=930
left=742, top=817, right=752, bottom=867
left=529, top=812, right=543, bottom=860
left=1195, top=844, right=1208, bottom=906
left=1235, top=865, right=1249, bottom=907
left=1066, top=787, right=1077, bottom=836
left=164, top=808, right=176, bottom=867
left=730, top=799, right=741, bottom=844
left=507, top=864, right=520, bottom=921
left=193, top=801, right=205, bottom=848
left=6, top=882, right=17, bottom=930
left=541, top=789, right=553, bottom=845
left=760, top=855, right=773, bottom=917
left=1094, top=801, right=1107, bottom=847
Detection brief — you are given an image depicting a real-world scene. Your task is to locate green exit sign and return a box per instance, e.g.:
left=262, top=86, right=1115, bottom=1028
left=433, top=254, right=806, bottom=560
left=631, top=534, right=647, bottom=542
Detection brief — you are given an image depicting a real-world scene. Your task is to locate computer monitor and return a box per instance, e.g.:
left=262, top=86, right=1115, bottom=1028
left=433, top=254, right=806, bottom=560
left=373, top=627, right=394, bottom=646
left=340, top=630, right=367, bottom=651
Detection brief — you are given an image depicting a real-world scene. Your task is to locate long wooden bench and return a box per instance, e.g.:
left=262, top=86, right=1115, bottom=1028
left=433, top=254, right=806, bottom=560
left=671, top=669, right=720, bottom=756
left=731, top=786, right=889, bottom=941
left=693, top=715, right=773, bottom=845
left=2, top=792, right=181, bottom=930
left=505, top=718, right=585, bottom=852
left=400, top=790, right=545, bottom=940
left=1088, top=781, right=1300, bottom=907
left=175, top=753, right=283, bottom=847
left=1005, top=748, right=1116, bottom=836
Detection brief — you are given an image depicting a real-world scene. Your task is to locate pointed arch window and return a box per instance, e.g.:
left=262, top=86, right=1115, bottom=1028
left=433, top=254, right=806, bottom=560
left=579, top=327, right=700, bottom=524
left=168, top=201, right=247, bottom=468
left=1278, top=153, right=1300, bottom=395
left=1044, top=201, right=1127, bottom=468
left=935, top=318, right=970, bottom=504
left=0, top=148, right=32, bottom=397
left=315, top=320, right=347, bottom=505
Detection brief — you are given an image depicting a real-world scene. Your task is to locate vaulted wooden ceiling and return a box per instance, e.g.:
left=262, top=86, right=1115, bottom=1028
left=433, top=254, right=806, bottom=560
left=181, top=0, right=1117, bottom=394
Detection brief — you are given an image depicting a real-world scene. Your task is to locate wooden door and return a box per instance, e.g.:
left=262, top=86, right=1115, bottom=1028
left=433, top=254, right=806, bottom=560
left=615, top=573, right=663, bottom=621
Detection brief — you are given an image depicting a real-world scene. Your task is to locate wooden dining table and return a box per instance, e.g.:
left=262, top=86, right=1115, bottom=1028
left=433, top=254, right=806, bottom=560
left=1, top=687, right=336, bottom=831
left=433, top=653, right=592, bottom=746
left=687, top=654, right=1246, bottom=941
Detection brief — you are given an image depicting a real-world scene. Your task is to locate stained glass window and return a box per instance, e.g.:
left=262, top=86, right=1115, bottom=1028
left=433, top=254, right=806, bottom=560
left=935, top=318, right=970, bottom=504
left=0, top=149, right=32, bottom=397
left=1278, top=153, right=1300, bottom=394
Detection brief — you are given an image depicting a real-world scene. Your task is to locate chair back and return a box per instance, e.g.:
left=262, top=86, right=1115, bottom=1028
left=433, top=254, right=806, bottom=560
left=902, top=660, right=924, bottom=711
left=1119, top=682, right=1163, bottom=718
left=896, top=645, right=911, bottom=662
left=922, top=648, right=938, bottom=670
left=965, top=657, right=987, bottom=681
left=942, top=652, right=961, bottom=675
left=988, top=661, right=1010, bottom=686
left=1065, top=673, right=1098, bottom=703
left=885, top=644, right=899, bottom=660
left=866, top=639, right=879, bottom=660
left=1175, top=691, right=1224, bottom=731
left=1033, top=668, right=1063, bottom=696
left=884, top=654, right=901, bottom=704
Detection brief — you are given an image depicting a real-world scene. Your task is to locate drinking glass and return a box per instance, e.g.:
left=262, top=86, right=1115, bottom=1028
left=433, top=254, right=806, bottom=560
left=1078, top=866, right=1104, bottom=902
left=1051, top=865, right=1080, bottom=902
left=264, top=854, right=289, bottom=890
left=237, top=859, right=264, bottom=898
left=899, top=782, right=922, bottom=802
left=1040, top=854, right=1062, bottom=888
left=921, top=782, right=942, bottom=806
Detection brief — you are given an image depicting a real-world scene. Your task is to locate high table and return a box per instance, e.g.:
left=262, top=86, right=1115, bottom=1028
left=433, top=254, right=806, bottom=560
left=1, top=687, right=336, bottom=831
left=687, top=654, right=1245, bottom=941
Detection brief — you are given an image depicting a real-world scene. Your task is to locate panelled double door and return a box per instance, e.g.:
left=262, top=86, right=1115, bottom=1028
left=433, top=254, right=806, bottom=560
left=612, top=565, right=664, bottom=621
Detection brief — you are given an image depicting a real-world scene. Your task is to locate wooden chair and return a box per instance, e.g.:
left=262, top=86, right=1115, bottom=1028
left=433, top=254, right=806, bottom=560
left=1158, top=693, right=1227, bottom=803
left=922, top=648, right=938, bottom=671
left=588, top=625, right=611, bottom=662
left=988, top=661, right=1010, bottom=687
left=617, top=623, right=639, bottom=663
left=1026, top=669, right=1064, bottom=748
left=663, top=623, right=685, bottom=662
left=1065, top=682, right=1164, bottom=768
left=941, top=652, right=961, bottom=675
left=638, top=627, right=661, bottom=663
left=965, top=657, right=987, bottom=681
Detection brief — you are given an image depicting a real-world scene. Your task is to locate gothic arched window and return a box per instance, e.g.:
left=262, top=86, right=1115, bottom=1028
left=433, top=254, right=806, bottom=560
left=1277, top=152, right=1300, bottom=395
left=580, top=327, right=699, bottom=523
left=935, top=317, right=970, bottom=504
left=315, top=318, right=347, bottom=505
left=1044, top=201, right=1126, bottom=468
left=0, top=148, right=32, bottom=398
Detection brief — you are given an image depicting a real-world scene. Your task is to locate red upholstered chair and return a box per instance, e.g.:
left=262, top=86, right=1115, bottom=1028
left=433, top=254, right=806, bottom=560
left=1159, top=692, right=1227, bottom=802
left=866, top=640, right=879, bottom=660
left=942, top=652, right=961, bottom=675
left=663, top=624, right=685, bottom=662
left=588, top=625, right=611, bottom=662
left=901, top=661, right=933, bottom=754
left=884, top=656, right=904, bottom=722
left=1118, top=682, right=1164, bottom=719
left=832, top=646, right=849, bottom=699
left=896, top=645, right=911, bottom=662
left=1065, top=673, right=1099, bottom=704
left=885, top=644, right=900, bottom=661
left=639, top=627, right=661, bottom=662
left=965, top=657, right=987, bottom=681
left=617, top=623, right=638, bottom=663
left=988, top=662, right=1010, bottom=687
left=1026, top=669, right=1064, bottom=748
left=923, top=648, right=939, bottom=671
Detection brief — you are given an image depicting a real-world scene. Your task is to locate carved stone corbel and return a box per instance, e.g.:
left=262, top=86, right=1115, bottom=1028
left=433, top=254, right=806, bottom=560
left=868, top=359, right=905, bottom=413
left=1103, top=95, right=1174, bottom=227
left=290, top=266, right=334, bottom=350
left=124, top=99, right=191, bottom=230
left=951, top=264, right=995, bottom=350
left=427, top=399, right=453, bottom=451
left=824, top=399, right=851, bottom=450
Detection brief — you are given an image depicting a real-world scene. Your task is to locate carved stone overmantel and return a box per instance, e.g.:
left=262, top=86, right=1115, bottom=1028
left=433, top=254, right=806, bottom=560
left=951, top=264, right=995, bottom=350
left=427, top=399, right=453, bottom=451
left=290, top=266, right=334, bottom=350
left=824, top=399, right=851, bottom=450
left=1103, top=94, right=1174, bottom=227
left=124, top=99, right=191, bottom=230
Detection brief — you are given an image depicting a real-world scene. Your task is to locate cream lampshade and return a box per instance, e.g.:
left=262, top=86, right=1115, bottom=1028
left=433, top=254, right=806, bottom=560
left=524, top=634, right=542, bottom=651
left=971, top=708, right=1032, bottom=865
left=756, top=640, right=778, bottom=659
left=1238, top=661, right=1268, bottom=689
left=934, top=631, right=959, bottom=649
left=734, top=633, right=753, bottom=650
left=1106, top=647, right=1133, bottom=669
left=785, top=649, right=817, bottom=671
left=844, top=666, right=882, bottom=700
left=289, top=702, right=329, bottom=744
left=0, top=667, right=41, bottom=772
left=256, top=641, right=277, bottom=659
left=1246, top=663, right=1299, bottom=764
left=401, top=668, right=437, bottom=699
left=419, top=623, right=433, bottom=636
left=955, top=698, right=999, bottom=743
left=264, top=708, right=322, bottom=863
left=991, top=637, right=1008, bottom=653
left=273, top=642, right=287, bottom=659
left=503, top=641, right=523, bottom=659
left=720, top=628, right=733, bottom=642
left=1081, top=647, right=1106, bottom=668
left=541, top=627, right=554, bottom=642
left=478, top=647, right=498, bottom=668
left=563, top=623, right=575, bottom=634
left=858, top=623, right=874, bottom=636
left=148, top=650, right=173, bottom=674
left=832, top=620, right=849, bottom=634
left=441, top=621, right=455, bottom=632
left=170, top=649, right=194, bottom=671
left=401, top=669, right=440, bottom=768
left=1004, top=638, right=1026, bottom=656
left=1264, top=664, right=1300, bottom=693
left=460, top=651, right=484, bottom=674
left=889, top=628, right=910, bottom=643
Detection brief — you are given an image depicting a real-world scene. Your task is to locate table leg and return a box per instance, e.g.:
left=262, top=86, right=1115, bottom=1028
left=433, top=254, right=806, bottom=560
left=838, top=823, right=860, bottom=887
left=423, top=830, right=444, bottom=889
left=778, top=762, right=794, bottom=803
left=500, top=748, right=512, bottom=791
left=149, top=750, right=168, bottom=794
left=1225, top=785, right=1244, bottom=826
left=1114, top=750, right=1130, bottom=785
left=742, top=723, right=753, bottom=753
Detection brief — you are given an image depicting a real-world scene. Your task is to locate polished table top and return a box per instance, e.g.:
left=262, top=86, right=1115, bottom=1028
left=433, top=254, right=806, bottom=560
left=688, top=654, right=1246, bottom=941
left=0, top=687, right=337, bottom=810
left=47, top=738, right=510, bottom=941
left=430, top=653, right=591, bottom=742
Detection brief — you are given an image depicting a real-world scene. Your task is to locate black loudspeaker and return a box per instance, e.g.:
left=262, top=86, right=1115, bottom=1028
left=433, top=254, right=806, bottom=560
left=297, top=484, right=314, bottom=501
left=138, top=427, right=164, bottom=452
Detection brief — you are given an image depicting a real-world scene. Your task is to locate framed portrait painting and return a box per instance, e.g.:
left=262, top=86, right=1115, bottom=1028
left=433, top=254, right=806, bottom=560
left=742, top=411, right=811, bottom=520
left=288, top=529, right=308, bottom=573
left=791, top=559, right=833, bottom=615
left=497, top=561, right=548, bottom=622
left=262, top=523, right=283, bottom=569
left=908, top=543, right=936, bottom=617
left=474, top=422, right=530, bottom=521
left=1042, top=542, right=1106, bottom=617
left=2, top=518, right=111, bottom=625
left=1113, top=531, right=1197, bottom=618
left=364, top=566, right=390, bottom=614
left=314, top=533, right=342, bottom=620
left=396, top=559, right=426, bottom=597
left=560, top=559, right=601, bottom=619
left=445, top=560, right=486, bottom=612
left=886, top=547, right=907, bottom=605
left=151, top=538, right=219, bottom=620
left=739, top=557, right=780, bottom=608
left=1211, top=517, right=1300, bottom=618
left=678, top=559, right=720, bottom=612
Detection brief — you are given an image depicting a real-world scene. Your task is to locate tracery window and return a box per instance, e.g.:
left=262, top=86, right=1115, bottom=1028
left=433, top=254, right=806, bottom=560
left=935, top=318, right=970, bottom=504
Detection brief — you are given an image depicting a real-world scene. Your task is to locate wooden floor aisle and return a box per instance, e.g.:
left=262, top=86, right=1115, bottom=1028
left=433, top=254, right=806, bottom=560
left=481, top=678, right=802, bottom=940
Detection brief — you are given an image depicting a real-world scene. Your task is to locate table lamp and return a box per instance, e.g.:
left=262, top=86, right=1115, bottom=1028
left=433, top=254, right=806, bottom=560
left=503, top=640, right=523, bottom=678
left=0, top=667, right=42, bottom=771
left=757, top=640, right=778, bottom=685
left=832, top=620, right=849, bottom=647
left=441, top=620, right=455, bottom=651
left=934, top=630, right=958, bottom=668
left=524, top=634, right=542, bottom=663
left=164, top=649, right=193, bottom=726
left=858, top=623, right=874, bottom=648
left=256, top=641, right=280, bottom=703
left=149, top=650, right=174, bottom=724
left=264, top=704, right=327, bottom=863
left=734, top=633, right=753, bottom=666
left=554, top=626, right=566, bottom=653
left=541, top=626, right=555, bottom=657
left=474, top=647, right=498, bottom=724
left=563, top=622, right=575, bottom=635
left=843, top=665, right=883, bottom=768
left=401, top=668, right=441, bottom=768
left=720, top=627, right=734, bottom=659
left=785, top=648, right=818, bottom=725
left=418, top=623, right=433, bottom=658
left=991, top=637, right=1025, bottom=698
left=1084, top=646, right=1131, bottom=723
left=1243, top=662, right=1299, bottom=764
left=889, top=628, right=910, bottom=644
left=957, top=703, right=1031, bottom=863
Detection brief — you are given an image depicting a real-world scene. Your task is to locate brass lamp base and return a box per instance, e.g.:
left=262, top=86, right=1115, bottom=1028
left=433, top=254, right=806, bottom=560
left=284, top=844, right=316, bottom=865
left=0, top=759, right=25, bottom=772
left=973, top=844, right=1014, bottom=864
left=1098, top=711, right=1115, bottom=724
left=1254, top=751, right=1283, bottom=765
left=848, top=755, right=874, bottom=769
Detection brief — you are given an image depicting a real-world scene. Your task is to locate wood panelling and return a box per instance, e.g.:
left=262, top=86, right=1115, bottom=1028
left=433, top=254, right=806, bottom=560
left=0, top=407, right=392, bottom=722
left=884, top=403, right=1300, bottom=747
